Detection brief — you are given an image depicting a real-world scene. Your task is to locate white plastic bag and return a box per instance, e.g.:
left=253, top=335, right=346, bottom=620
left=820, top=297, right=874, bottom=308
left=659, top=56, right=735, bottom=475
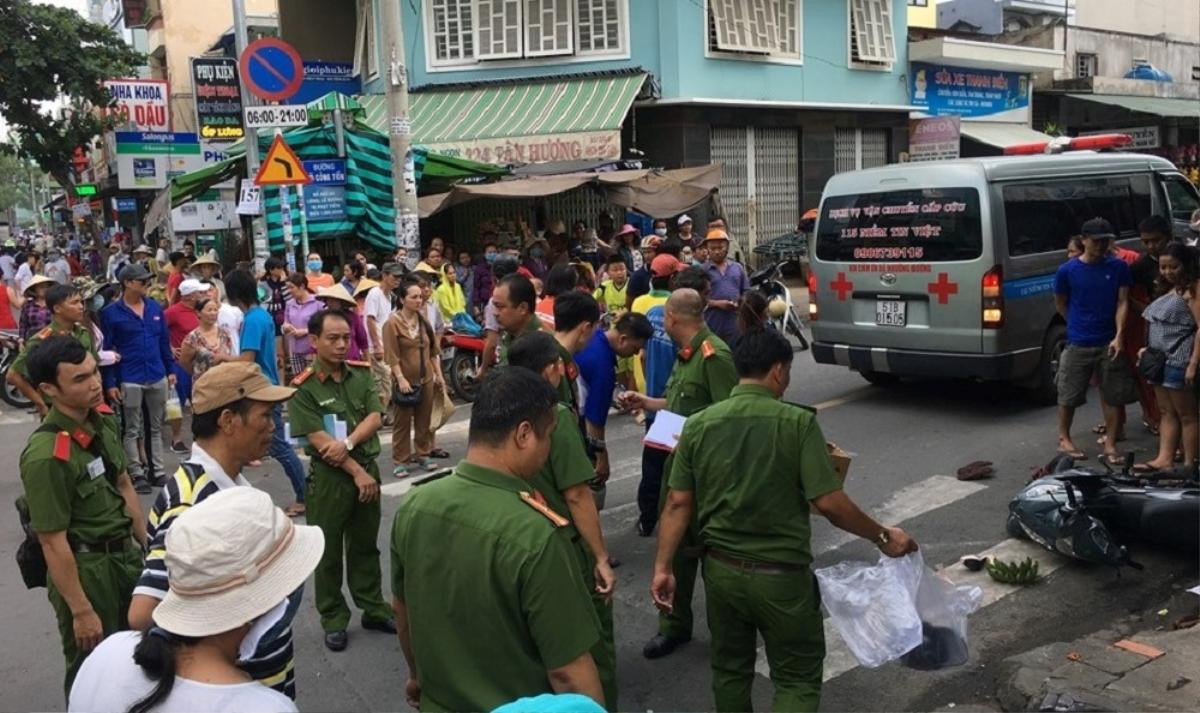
left=164, top=395, right=182, bottom=422
left=815, top=551, right=981, bottom=669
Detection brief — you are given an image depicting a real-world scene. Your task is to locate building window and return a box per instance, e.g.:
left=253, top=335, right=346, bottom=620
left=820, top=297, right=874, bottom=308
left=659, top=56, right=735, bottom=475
left=848, top=0, right=896, bottom=69
left=354, top=0, right=378, bottom=78
left=431, top=0, right=474, bottom=63
left=835, top=128, right=889, bottom=173
left=426, top=0, right=627, bottom=68
left=1076, top=52, right=1097, bottom=79
left=907, top=0, right=928, bottom=6
left=707, top=0, right=801, bottom=62
left=1191, top=65, right=1200, bottom=81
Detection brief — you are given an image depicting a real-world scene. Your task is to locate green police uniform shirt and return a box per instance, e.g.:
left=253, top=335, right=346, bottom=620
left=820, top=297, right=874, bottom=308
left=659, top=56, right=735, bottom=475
left=391, top=460, right=600, bottom=713
left=19, top=406, right=131, bottom=543
left=499, top=314, right=544, bottom=365
left=556, top=342, right=581, bottom=413
left=531, top=403, right=594, bottom=533
left=13, top=323, right=96, bottom=381
left=664, top=328, right=738, bottom=417
left=288, top=359, right=384, bottom=477
left=669, top=384, right=844, bottom=566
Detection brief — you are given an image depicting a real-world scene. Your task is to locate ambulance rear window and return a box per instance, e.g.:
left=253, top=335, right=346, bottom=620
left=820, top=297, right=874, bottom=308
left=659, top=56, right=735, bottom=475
left=816, top=188, right=982, bottom=262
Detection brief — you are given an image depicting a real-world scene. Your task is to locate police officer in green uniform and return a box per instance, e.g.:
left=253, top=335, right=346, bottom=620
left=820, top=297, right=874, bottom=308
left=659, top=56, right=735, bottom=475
left=288, top=309, right=396, bottom=653
left=9, top=283, right=95, bottom=418
left=18, top=336, right=146, bottom=695
left=653, top=329, right=918, bottom=712
left=550, top=291, right=599, bottom=413
left=494, top=273, right=544, bottom=364
left=619, top=288, right=738, bottom=659
left=508, top=331, right=618, bottom=710
left=391, top=367, right=603, bottom=712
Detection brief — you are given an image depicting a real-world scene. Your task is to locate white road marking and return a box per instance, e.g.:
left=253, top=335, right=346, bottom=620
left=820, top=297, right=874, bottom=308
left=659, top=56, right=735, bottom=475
left=810, top=387, right=874, bottom=412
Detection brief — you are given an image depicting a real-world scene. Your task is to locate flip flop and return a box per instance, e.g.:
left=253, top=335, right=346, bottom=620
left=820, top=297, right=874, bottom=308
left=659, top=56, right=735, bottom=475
left=1057, top=448, right=1088, bottom=460
left=1092, top=424, right=1107, bottom=435
left=1131, top=463, right=1166, bottom=474
left=956, top=462, right=995, bottom=481
left=1098, top=453, right=1124, bottom=467
left=1143, top=421, right=1160, bottom=436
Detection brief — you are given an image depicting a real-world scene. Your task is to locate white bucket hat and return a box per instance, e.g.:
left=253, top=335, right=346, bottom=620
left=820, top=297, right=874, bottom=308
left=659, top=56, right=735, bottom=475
left=153, top=488, right=323, bottom=638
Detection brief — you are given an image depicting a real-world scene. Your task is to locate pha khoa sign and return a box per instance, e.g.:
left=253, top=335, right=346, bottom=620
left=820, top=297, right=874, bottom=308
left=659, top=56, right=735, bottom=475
left=104, top=78, right=170, bottom=131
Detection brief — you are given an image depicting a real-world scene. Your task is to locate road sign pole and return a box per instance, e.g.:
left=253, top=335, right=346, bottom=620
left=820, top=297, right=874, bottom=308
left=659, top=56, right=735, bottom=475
left=379, top=0, right=420, bottom=265
left=296, top=183, right=310, bottom=259
left=232, top=0, right=267, bottom=271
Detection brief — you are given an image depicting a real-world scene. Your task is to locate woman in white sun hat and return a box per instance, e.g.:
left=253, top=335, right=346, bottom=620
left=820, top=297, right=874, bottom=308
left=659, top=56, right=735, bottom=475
left=68, top=488, right=323, bottom=713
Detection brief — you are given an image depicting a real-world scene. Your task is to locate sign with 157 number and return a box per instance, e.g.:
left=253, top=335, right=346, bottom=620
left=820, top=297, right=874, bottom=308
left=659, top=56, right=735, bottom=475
left=243, top=104, right=309, bottom=129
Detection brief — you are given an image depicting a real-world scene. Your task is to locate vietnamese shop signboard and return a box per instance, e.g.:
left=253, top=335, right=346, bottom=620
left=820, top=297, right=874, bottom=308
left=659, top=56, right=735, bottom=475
left=104, top=78, right=170, bottom=131
left=292, top=61, right=361, bottom=104
left=910, top=62, right=1029, bottom=120
left=908, top=116, right=961, bottom=162
left=428, top=130, right=621, bottom=165
left=191, top=57, right=245, bottom=142
left=301, top=159, right=347, bottom=222
left=114, top=132, right=202, bottom=190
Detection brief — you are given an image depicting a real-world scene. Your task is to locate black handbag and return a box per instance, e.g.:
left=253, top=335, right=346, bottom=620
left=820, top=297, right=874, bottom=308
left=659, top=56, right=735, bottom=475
left=1137, top=330, right=1195, bottom=384
left=391, top=314, right=428, bottom=408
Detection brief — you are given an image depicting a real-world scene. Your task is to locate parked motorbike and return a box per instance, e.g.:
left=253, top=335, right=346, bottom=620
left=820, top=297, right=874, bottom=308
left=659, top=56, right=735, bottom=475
left=440, top=329, right=484, bottom=403
left=0, top=330, right=31, bottom=409
left=749, top=261, right=809, bottom=351
left=1007, top=453, right=1199, bottom=566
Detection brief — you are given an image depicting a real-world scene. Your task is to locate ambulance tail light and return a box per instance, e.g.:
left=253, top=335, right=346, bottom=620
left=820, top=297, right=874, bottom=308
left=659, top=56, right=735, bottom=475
left=807, top=270, right=818, bottom=321
left=982, top=266, right=1004, bottom=328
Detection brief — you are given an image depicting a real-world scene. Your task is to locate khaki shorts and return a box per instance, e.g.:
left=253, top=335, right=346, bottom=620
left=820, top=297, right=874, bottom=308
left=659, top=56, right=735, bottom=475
left=1057, top=344, right=1135, bottom=408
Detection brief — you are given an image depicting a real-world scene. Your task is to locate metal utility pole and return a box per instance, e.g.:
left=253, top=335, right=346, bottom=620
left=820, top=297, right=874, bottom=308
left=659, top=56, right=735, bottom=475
left=232, top=0, right=268, bottom=270
left=379, top=0, right=420, bottom=266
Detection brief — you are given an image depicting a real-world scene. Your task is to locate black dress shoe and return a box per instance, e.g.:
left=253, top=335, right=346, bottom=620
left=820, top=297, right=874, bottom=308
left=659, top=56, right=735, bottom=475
left=324, top=630, right=348, bottom=651
left=362, top=617, right=397, bottom=634
left=636, top=521, right=655, bottom=537
left=642, top=633, right=690, bottom=659
left=133, top=477, right=152, bottom=494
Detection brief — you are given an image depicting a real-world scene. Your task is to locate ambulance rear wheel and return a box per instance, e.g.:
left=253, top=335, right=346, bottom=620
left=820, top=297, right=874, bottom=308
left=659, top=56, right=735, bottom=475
left=860, top=370, right=900, bottom=387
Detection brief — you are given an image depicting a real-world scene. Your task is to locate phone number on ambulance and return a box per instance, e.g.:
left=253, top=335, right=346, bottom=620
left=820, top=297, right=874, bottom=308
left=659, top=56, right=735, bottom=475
left=852, top=247, right=925, bottom=260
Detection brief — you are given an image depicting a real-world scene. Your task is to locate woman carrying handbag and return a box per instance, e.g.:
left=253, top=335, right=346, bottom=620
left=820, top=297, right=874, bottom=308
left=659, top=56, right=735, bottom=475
left=383, top=278, right=445, bottom=478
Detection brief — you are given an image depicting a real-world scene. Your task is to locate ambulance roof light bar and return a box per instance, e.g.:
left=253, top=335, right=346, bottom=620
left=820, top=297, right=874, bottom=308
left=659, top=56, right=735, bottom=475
left=1004, top=133, right=1133, bottom=156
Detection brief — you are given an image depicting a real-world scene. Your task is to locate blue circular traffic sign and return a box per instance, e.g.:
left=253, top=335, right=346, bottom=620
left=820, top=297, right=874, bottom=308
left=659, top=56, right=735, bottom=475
left=240, top=37, right=304, bottom=103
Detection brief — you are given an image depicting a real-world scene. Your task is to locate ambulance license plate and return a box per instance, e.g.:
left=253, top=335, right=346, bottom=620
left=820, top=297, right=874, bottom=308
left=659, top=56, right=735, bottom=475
left=875, top=299, right=906, bottom=327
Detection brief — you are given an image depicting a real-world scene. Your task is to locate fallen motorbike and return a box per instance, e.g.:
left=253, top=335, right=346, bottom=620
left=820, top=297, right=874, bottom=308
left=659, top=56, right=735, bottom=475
left=1007, top=453, right=1199, bottom=567
left=440, top=329, right=484, bottom=403
left=748, top=261, right=809, bottom=351
left=0, top=330, right=32, bottom=409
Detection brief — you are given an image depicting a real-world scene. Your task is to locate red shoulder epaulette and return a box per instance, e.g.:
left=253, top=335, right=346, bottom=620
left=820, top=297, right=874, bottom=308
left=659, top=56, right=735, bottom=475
left=565, top=362, right=579, bottom=380
left=94, top=403, right=115, bottom=416
left=519, top=491, right=569, bottom=527
left=53, top=431, right=71, bottom=461
left=701, top=340, right=716, bottom=359
left=35, top=327, right=53, bottom=340
left=291, top=368, right=314, bottom=386
left=345, top=359, right=371, bottom=368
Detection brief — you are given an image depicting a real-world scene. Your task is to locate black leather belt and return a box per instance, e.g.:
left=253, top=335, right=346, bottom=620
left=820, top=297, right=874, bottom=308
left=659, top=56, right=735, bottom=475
left=72, top=537, right=130, bottom=554
left=705, top=548, right=806, bottom=575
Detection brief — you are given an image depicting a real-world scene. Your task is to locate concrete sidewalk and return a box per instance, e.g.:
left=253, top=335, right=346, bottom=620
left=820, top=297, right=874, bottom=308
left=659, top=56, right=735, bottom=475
left=997, top=588, right=1199, bottom=711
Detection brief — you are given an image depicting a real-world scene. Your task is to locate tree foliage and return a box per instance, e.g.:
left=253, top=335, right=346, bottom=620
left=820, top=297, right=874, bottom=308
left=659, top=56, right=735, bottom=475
left=0, top=0, right=144, bottom=185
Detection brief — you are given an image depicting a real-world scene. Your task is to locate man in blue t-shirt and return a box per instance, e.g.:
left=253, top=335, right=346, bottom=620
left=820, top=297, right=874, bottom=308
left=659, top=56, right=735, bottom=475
left=225, top=270, right=308, bottom=516
left=576, top=312, right=653, bottom=483
left=1053, top=217, right=1135, bottom=463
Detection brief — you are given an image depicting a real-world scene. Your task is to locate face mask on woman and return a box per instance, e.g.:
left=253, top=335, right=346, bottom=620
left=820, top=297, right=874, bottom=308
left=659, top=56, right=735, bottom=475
left=484, top=252, right=498, bottom=264
left=530, top=247, right=545, bottom=259
left=655, top=228, right=668, bottom=237
left=306, top=259, right=322, bottom=272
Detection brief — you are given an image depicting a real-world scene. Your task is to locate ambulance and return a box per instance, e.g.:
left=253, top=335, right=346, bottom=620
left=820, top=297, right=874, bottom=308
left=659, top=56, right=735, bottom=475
left=808, top=139, right=1200, bottom=401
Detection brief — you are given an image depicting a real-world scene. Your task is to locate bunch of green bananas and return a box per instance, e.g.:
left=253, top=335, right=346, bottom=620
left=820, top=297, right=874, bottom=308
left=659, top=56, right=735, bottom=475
left=986, top=556, right=1040, bottom=584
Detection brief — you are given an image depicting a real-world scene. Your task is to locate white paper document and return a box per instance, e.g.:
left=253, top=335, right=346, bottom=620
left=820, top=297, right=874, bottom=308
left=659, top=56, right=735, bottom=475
left=643, top=410, right=687, bottom=452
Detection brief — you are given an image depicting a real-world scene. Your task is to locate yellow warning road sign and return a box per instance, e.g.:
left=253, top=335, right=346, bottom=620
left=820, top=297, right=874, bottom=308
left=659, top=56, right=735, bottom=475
left=255, top=134, right=312, bottom=186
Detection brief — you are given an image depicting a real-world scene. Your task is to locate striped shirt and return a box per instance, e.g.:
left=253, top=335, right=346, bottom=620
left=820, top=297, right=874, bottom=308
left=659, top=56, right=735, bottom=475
left=134, top=444, right=299, bottom=699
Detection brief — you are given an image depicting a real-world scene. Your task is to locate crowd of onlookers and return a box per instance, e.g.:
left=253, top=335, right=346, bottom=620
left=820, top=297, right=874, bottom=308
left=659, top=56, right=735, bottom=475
left=1053, top=215, right=1199, bottom=473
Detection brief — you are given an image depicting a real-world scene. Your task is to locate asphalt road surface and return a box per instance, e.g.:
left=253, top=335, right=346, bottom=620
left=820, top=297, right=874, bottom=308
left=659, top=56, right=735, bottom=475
left=2, top=348, right=1195, bottom=712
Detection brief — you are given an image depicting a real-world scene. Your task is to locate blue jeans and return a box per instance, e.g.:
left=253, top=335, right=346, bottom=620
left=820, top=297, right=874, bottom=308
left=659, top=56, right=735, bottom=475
left=272, top=406, right=306, bottom=503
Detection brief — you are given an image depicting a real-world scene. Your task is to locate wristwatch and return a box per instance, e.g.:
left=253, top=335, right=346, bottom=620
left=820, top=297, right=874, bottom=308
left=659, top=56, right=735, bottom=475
left=875, top=529, right=890, bottom=547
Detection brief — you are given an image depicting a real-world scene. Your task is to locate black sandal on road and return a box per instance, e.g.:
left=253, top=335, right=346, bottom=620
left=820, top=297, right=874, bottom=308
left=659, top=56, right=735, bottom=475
left=429, top=448, right=451, bottom=459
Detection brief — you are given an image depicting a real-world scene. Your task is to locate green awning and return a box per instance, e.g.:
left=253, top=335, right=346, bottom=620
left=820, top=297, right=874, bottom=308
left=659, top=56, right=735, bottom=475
left=171, top=155, right=244, bottom=206
left=356, top=72, right=646, bottom=162
left=1066, top=94, right=1200, bottom=119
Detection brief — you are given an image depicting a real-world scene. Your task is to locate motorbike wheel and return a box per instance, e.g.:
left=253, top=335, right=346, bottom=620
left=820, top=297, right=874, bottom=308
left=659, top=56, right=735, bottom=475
left=0, top=351, right=32, bottom=409
left=785, top=307, right=810, bottom=352
left=449, top=351, right=480, bottom=403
